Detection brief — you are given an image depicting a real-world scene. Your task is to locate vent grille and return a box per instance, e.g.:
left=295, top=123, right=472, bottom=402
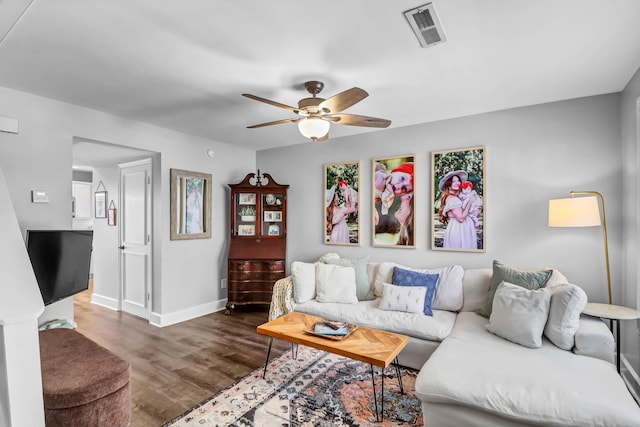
left=404, top=3, right=447, bottom=48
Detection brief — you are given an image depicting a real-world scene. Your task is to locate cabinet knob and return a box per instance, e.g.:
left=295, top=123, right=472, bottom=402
left=255, top=238, right=261, bottom=243
left=269, top=274, right=275, bottom=280
left=268, top=264, right=274, bottom=270
left=237, top=265, right=244, bottom=271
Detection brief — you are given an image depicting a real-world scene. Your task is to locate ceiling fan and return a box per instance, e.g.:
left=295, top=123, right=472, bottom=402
left=242, top=81, right=391, bottom=142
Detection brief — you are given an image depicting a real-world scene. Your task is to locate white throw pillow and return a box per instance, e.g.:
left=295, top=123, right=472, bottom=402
left=543, top=268, right=570, bottom=289
left=378, top=282, right=427, bottom=314
left=291, top=261, right=317, bottom=303
left=315, top=263, right=358, bottom=304
left=543, top=283, right=588, bottom=350
left=374, top=261, right=463, bottom=311
left=487, top=281, right=551, bottom=348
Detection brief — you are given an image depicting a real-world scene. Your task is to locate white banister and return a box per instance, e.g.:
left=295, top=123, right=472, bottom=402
left=0, top=166, right=45, bottom=427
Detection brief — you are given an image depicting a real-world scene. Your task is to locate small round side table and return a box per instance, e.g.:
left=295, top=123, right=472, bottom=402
left=582, top=302, right=640, bottom=373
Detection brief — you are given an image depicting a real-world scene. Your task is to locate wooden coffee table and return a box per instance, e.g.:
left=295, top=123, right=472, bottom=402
left=257, top=312, right=409, bottom=421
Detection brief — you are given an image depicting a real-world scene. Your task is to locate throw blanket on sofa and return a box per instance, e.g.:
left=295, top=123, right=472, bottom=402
left=269, top=276, right=295, bottom=321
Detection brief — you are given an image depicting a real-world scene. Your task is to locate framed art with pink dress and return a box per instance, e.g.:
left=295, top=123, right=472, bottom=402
left=431, top=146, right=485, bottom=252
left=324, top=161, right=360, bottom=246
left=372, top=155, right=416, bottom=248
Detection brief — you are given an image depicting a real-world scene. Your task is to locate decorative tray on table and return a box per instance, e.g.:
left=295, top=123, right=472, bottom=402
left=304, top=320, right=358, bottom=341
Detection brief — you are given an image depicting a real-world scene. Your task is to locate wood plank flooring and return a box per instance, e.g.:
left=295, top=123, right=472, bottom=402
left=73, top=286, right=288, bottom=426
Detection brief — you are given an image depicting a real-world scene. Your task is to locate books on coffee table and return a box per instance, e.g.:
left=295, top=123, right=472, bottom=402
left=313, top=321, right=348, bottom=336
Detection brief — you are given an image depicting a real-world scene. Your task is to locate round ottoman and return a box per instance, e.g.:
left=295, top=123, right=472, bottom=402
left=39, top=328, right=131, bottom=427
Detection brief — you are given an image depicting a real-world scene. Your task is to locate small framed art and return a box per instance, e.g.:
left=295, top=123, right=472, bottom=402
left=431, top=145, right=485, bottom=252
left=268, top=224, right=280, bottom=236
left=94, top=191, right=107, bottom=218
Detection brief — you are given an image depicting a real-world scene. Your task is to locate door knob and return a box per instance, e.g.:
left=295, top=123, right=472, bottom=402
left=118, top=245, right=125, bottom=250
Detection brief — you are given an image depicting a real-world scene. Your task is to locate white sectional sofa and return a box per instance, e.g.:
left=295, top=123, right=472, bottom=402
left=268, top=255, right=640, bottom=426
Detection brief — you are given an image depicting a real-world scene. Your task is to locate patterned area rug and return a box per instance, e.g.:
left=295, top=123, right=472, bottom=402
left=164, top=345, right=423, bottom=426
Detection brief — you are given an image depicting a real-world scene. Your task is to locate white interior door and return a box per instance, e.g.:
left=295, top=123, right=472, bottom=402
left=119, top=159, right=152, bottom=320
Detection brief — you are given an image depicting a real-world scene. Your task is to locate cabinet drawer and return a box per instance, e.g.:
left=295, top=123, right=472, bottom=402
left=227, top=291, right=273, bottom=304
left=228, top=281, right=275, bottom=292
left=229, top=260, right=285, bottom=273
left=229, top=271, right=286, bottom=282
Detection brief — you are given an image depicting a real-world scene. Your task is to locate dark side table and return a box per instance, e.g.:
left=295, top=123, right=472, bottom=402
left=582, top=302, right=640, bottom=373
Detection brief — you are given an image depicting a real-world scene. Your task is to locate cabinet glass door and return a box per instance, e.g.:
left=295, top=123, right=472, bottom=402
left=236, top=192, right=256, bottom=236
left=261, top=192, right=284, bottom=236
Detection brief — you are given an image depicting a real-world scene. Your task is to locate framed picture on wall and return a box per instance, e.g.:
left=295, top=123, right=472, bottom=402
left=324, top=160, right=360, bottom=245
left=431, top=145, right=485, bottom=252
left=372, top=155, right=415, bottom=248
left=170, top=169, right=212, bottom=240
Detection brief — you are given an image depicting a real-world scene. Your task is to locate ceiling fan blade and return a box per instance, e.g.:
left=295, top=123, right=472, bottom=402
left=242, top=93, right=299, bottom=113
left=246, top=118, right=301, bottom=128
left=318, top=87, right=368, bottom=113
left=328, top=113, right=391, bottom=128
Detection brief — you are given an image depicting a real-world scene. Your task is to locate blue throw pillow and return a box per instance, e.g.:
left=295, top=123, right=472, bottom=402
left=391, top=267, right=439, bottom=316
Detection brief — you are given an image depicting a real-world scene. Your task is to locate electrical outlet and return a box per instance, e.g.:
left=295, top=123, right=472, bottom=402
left=221, top=278, right=227, bottom=289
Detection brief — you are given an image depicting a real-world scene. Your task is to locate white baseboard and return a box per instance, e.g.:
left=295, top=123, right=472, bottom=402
left=149, top=298, right=227, bottom=328
left=621, top=354, right=640, bottom=404
left=90, top=293, right=119, bottom=311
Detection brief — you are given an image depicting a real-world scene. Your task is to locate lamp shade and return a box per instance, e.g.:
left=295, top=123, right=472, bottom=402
left=548, top=196, right=601, bottom=227
left=298, top=117, right=330, bottom=140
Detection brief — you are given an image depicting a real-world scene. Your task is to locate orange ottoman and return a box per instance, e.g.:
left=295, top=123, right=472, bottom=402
left=39, top=329, right=131, bottom=427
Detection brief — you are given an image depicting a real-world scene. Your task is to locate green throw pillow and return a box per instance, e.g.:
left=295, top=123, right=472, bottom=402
left=325, top=257, right=375, bottom=301
left=477, top=260, right=553, bottom=318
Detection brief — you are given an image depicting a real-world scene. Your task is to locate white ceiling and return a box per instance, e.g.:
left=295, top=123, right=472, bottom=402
left=1, top=0, right=640, bottom=151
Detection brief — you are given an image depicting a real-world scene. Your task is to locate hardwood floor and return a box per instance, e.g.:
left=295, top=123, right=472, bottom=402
left=73, top=286, right=288, bottom=426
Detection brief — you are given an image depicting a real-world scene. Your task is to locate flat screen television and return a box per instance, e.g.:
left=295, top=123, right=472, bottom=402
left=26, top=230, right=94, bottom=305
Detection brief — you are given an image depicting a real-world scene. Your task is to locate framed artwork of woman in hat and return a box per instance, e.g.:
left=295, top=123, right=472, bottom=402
left=372, top=154, right=416, bottom=248
left=431, top=146, right=485, bottom=252
left=324, top=160, right=360, bottom=245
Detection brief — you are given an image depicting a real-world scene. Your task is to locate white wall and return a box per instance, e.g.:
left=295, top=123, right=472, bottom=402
left=621, top=64, right=640, bottom=385
left=0, top=86, right=256, bottom=326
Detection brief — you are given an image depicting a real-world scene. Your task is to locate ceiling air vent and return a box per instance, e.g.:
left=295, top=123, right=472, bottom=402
left=403, top=3, right=447, bottom=48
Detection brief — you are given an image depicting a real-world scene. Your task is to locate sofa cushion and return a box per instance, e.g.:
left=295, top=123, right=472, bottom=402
left=291, top=261, right=317, bottom=303
left=295, top=299, right=457, bottom=342
left=315, top=263, right=358, bottom=304
left=573, top=314, right=615, bottom=363
left=478, top=260, right=552, bottom=318
left=487, top=282, right=551, bottom=348
left=391, top=267, right=439, bottom=315
left=379, top=282, right=427, bottom=314
left=374, top=262, right=464, bottom=311
left=460, top=268, right=492, bottom=312
left=325, top=257, right=374, bottom=301
left=415, top=311, right=640, bottom=426
left=544, top=283, right=587, bottom=350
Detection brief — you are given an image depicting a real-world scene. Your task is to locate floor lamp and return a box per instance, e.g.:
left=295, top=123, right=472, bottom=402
left=548, top=191, right=612, bottom=304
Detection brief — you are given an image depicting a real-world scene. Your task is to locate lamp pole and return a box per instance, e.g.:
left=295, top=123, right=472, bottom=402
left=570, top=191, right=612, bottom=304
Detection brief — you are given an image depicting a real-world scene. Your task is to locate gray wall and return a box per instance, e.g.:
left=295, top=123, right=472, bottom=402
left=0, top=86, right=256, bottom=325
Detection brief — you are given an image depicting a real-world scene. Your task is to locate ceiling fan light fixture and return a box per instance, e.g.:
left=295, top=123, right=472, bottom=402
left=298, top=117, right=330, bottom=141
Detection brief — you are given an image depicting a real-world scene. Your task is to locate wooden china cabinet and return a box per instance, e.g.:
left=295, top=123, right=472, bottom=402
left=225, top=172, right=288, bottom=314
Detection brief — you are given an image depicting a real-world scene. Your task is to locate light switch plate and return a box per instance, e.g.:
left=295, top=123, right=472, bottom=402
left=31, top=190, right=49, bottom=203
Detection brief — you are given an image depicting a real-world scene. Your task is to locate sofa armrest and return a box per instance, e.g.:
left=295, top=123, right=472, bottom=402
left=268, top=276, right=295, bottom=321
left=573, top=314, right=615, bottom=364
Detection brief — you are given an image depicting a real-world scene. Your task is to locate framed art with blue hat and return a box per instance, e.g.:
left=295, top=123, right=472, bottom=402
left=324, top=160, right=360, bottom=245
left=431, top=146, right=486, bottom=252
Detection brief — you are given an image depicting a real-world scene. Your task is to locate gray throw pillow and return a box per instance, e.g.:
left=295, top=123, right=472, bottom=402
left=325, top=257, right=374, bottom=301
left=487, top=281, right=551, bottom=348
left=478, top=260, right=552, bottom=318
